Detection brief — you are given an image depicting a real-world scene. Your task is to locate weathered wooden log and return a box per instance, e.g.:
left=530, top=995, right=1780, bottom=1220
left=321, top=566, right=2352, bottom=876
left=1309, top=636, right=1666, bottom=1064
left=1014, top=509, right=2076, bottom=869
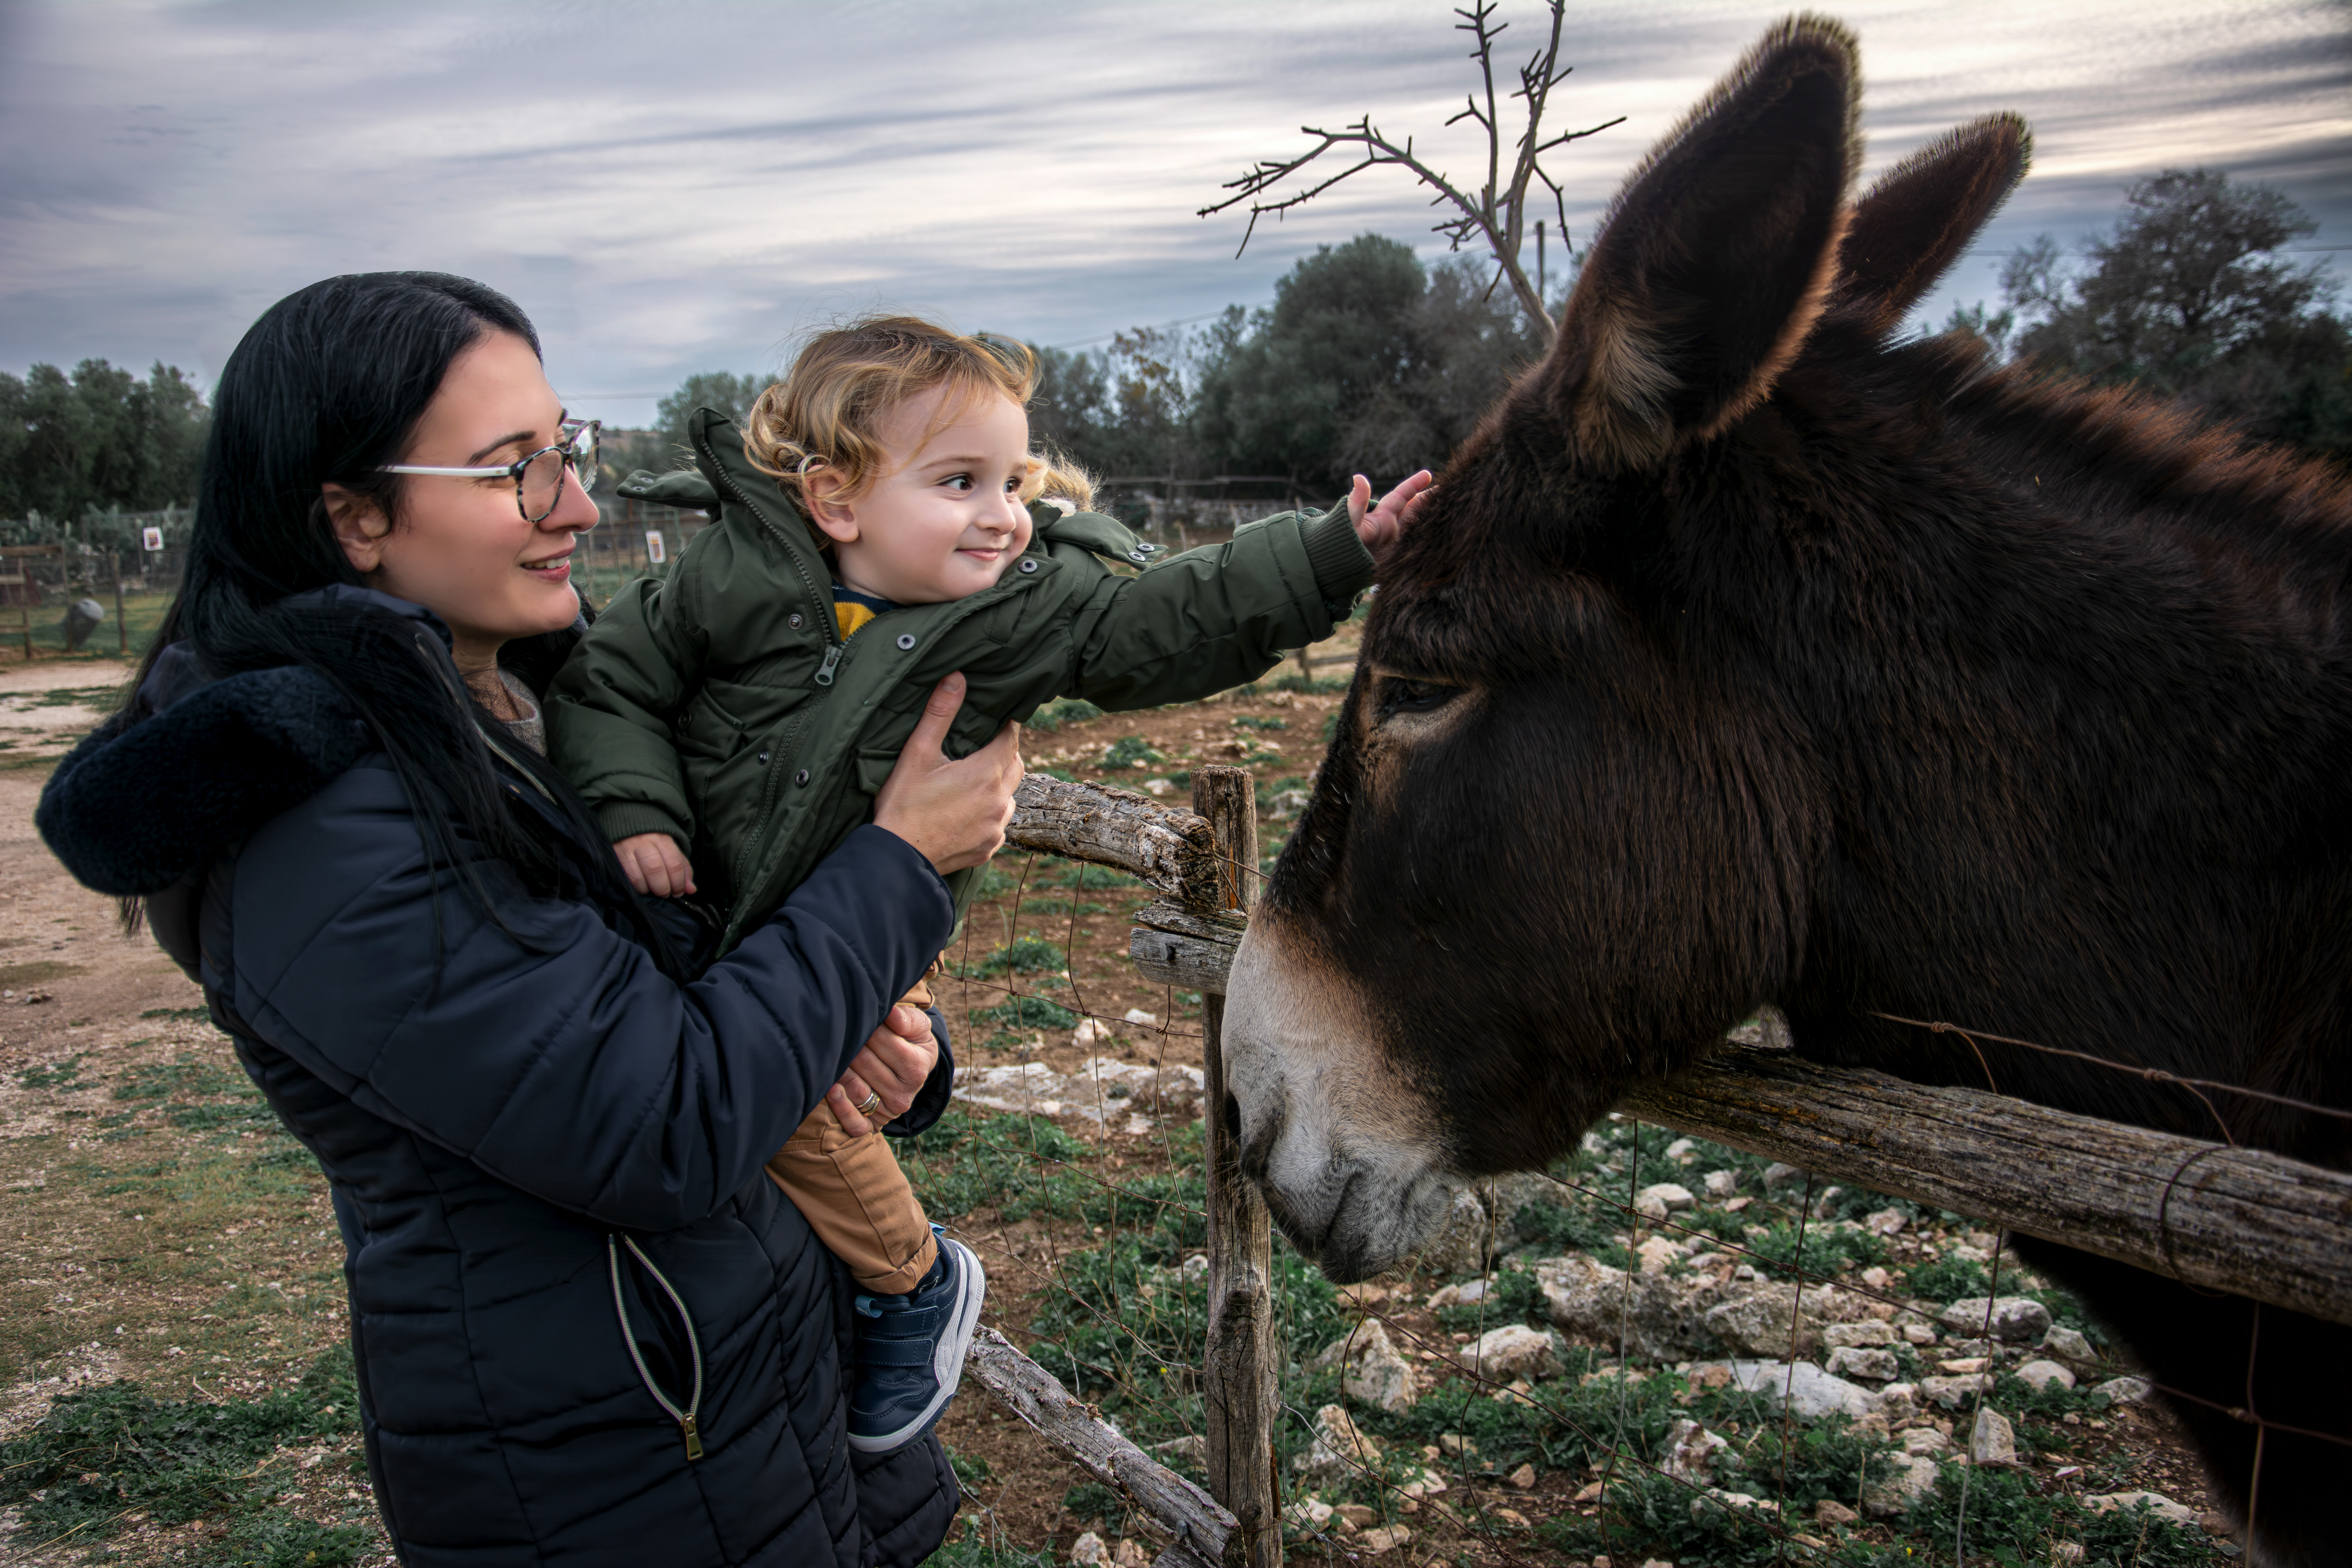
left=1130, top=899, right=1247, bottom=994
left=1620, top=1044, right=2352, bottom=1328
left=965, top=1327, right=1237, bottom=1568
left=1006, top=775, right=1218, bottom=905
left=1192, top=767, right=1281, bottom=1568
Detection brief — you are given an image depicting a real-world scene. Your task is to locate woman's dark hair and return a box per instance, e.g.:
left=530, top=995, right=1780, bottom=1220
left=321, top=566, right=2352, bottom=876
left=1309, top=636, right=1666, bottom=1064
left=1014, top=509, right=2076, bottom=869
left=131, top=271, right=677, bottom=971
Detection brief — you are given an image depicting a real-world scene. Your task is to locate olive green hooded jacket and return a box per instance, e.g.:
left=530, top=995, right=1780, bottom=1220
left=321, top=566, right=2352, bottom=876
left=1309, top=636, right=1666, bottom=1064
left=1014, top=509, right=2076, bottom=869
left=546, top=408, right=1373, bottom=953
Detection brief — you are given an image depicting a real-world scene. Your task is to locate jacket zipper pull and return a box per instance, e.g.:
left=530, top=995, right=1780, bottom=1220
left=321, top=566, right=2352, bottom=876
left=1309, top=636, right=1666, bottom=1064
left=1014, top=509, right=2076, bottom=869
left=680, top=1412, right=704, bottom=1461
left=814, top=645, right=841, bottom=688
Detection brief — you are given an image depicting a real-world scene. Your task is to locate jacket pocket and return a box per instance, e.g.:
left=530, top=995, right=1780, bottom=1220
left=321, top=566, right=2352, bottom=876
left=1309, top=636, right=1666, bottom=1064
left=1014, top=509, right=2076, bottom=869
left=608, top=1234, right=707, bottom=1461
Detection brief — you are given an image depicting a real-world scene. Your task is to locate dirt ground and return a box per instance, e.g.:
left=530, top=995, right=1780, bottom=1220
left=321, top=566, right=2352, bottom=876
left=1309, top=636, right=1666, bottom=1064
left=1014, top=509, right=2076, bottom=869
left=0, top=625, right=2231, bottom=1568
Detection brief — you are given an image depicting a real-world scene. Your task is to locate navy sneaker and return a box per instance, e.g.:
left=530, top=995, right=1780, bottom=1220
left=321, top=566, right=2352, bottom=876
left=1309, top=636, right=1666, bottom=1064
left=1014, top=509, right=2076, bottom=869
left=848, top=1225, right=985, bottom=1453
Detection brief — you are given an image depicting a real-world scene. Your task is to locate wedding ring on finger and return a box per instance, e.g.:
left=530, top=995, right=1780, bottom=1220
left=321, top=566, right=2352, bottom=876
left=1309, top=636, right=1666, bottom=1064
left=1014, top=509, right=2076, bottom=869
left=857, top=1091, right=884, bottom=1122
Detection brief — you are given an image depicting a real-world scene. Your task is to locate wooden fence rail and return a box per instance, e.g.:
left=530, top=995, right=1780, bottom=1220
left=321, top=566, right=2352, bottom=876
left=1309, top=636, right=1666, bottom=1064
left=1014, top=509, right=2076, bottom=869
left=975, top=775, right=2352, bottom=1555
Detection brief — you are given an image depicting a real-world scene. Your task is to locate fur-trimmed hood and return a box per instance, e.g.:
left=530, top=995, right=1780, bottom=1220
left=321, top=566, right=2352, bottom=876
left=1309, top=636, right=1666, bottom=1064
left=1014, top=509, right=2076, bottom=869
left=36, top=586, right=443, bottom=897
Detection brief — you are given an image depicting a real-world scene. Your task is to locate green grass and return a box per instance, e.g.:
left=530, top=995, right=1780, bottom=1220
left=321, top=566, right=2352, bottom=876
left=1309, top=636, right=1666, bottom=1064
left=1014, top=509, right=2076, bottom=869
left=1025, top=698, right=1104, bottom=733
left=965, top=996, right=1080, bottom=1032
left=964, top=937, right=1065, bottom=976
left=1098, top=735, right=1164, bottom=769
left=0, top=1344, right=372, bottom=1565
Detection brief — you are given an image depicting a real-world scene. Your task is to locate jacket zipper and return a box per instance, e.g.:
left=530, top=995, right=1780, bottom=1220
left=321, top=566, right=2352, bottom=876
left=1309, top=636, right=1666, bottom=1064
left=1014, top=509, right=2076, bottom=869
left=692, top=421, right=846, bottom=921
left=607, top=1234, right=706, bottom=1461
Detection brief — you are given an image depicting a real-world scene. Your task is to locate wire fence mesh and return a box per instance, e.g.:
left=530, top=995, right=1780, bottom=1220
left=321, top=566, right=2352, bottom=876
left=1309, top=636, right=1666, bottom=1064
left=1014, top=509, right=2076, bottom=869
left=918, top=836, right=2278, bottom=1566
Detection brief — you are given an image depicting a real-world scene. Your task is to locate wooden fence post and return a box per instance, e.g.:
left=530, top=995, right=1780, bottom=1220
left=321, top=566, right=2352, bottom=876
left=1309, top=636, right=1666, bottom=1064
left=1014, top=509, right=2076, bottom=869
left=1191, top=765, right=1281, bottom=1568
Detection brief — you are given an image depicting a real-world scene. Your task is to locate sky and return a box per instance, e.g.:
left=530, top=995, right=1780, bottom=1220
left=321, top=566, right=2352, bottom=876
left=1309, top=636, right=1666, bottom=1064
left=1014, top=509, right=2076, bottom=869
left=2, top=0, right=2346, bottom=430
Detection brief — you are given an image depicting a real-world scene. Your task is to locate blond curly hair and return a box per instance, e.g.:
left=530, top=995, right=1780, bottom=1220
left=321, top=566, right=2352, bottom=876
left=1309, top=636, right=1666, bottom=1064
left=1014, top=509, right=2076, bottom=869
left=743, top=314, right=1094, bottom=514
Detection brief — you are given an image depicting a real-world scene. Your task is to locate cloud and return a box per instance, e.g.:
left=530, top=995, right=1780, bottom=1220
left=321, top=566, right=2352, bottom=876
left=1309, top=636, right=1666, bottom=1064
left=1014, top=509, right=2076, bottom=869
left=2, top=0, right=2343, bottom=426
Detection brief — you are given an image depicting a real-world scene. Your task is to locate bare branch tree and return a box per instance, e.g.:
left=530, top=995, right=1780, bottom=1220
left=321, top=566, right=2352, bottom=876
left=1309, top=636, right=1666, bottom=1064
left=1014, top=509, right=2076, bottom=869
left=1198, top=0, right=1623, bottom=341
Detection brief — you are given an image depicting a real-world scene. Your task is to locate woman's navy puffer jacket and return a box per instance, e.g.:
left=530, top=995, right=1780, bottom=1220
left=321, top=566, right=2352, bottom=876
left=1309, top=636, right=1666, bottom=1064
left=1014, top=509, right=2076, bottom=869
left=37, top=593, right=961, bottom=1568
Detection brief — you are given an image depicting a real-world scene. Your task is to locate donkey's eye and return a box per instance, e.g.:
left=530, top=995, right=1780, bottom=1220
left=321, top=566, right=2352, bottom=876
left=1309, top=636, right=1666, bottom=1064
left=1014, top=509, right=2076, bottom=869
left=1375, top=678, right=1461, bottom=722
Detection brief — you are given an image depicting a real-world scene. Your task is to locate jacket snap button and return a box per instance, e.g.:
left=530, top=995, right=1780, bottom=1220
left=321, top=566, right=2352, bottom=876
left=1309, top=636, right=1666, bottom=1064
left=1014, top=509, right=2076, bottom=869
left=788, top=613, right=803, bottom=629
left=758, top=750, right=769, bottom=764
left=895, top=632, right=916, bottom=650
left=794, top=768, right=810, bottom=786
left=1128, top=550, right=1147, bottom=561
left=1018, top=559, right=1038, bottom=573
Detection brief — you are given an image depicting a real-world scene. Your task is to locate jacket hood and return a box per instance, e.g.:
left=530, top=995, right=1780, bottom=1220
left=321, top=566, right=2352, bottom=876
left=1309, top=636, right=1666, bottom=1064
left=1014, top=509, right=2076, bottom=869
left=40, top=586, right=459, bottom=898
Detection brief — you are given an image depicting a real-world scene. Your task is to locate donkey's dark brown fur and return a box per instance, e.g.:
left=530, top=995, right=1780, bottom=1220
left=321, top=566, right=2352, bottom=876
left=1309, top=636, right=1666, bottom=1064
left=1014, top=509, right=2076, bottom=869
left=1238, top=17, right=2352, bottom=1563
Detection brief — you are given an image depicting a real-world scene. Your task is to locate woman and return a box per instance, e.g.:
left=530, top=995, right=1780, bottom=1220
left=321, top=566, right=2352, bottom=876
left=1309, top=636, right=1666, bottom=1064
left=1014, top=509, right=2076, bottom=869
left=36, top=272, right=1021, bottom=1567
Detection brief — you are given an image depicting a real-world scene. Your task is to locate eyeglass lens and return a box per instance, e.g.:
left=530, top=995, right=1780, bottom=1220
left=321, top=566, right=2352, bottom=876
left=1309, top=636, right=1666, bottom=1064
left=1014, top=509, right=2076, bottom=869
left=517, top=427, right=598, bottom=522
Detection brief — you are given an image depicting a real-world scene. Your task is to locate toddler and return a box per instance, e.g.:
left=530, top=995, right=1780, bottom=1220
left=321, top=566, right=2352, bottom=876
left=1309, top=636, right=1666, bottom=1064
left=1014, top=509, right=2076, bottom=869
left=548, top=315, right=1423, bottom=1453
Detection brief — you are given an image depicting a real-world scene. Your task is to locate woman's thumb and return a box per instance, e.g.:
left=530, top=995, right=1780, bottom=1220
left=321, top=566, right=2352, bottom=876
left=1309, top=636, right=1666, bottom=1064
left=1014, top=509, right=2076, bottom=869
left=903, top=672, right=967, bottom=758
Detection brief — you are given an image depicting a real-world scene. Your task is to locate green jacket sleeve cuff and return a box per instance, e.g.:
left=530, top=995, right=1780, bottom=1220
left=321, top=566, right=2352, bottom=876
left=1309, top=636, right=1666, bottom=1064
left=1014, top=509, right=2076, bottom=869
left=597, top=802, right=691, bottom=850
left=1298, top=500, right=1378, bottom=611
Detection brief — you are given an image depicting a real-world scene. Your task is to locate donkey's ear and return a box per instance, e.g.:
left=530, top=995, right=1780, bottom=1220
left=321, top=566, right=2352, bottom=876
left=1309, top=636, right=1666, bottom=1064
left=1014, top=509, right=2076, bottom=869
left=1832, top=114, right=2032, bottom=335
left=1546, top=15, right=1860, bottom=469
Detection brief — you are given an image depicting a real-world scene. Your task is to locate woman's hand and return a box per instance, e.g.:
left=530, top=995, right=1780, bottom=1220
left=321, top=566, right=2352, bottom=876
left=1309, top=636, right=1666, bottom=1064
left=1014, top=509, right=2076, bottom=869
left=1349, top=469, right=1436, bottom=553
left=829, top=1002, right=940, bottom=1136
left=873, top=673, right=1022, bottom=875
left=614, top=832, right=696, bottom=897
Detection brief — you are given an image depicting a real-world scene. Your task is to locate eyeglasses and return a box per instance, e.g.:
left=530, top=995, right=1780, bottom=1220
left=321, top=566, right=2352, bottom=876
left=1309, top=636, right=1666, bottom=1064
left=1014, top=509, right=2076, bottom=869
left=379, top=419, right=600, bottom=523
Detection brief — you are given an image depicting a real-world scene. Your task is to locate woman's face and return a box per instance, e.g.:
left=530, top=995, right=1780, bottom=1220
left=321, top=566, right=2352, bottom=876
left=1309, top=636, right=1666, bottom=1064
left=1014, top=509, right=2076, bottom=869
left=326, top=329, right=595, bottom=667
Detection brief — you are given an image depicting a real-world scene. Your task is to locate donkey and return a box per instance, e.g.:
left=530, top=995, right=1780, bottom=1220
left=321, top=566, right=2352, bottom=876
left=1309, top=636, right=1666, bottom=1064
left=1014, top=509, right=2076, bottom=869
left=1220, top=16, right=2352, bottom=1562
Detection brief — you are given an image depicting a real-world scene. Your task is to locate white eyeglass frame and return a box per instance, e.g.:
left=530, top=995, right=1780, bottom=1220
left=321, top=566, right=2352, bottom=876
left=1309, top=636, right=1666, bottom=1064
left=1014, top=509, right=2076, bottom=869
left=379, top=419, right=600, bottom=523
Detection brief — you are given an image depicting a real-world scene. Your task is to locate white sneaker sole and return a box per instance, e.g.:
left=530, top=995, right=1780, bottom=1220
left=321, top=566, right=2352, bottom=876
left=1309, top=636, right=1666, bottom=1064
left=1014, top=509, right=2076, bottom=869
left=848, top=1236, right=986, bottom=1455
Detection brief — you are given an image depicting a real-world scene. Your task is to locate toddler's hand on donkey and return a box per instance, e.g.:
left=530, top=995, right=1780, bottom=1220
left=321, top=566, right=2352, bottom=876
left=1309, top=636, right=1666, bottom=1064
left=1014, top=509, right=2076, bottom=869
left=1350, top=469, right=1436, bottom=552
left=615, top=832, right=696, bottom=897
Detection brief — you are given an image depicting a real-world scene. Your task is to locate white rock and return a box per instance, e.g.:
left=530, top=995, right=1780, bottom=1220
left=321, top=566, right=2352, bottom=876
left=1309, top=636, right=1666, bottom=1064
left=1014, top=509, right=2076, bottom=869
left=1355, top=1524, right=1411, bottom=1555
left=1902, top=1321, right=1940, bottom=1346
left=1152, top=1434, right=1207, bottom=1466
left=2085, top=1491, right=2198, bottom=1526
left=1141, top=778, right=1174, bottom=796
left=1425, top=1279, right=1487, bottom=1310
left=1878, top=1381, right=1919, bottom=1408
left=1314, top=1320, right=1419, bottom=1413
left=1661, top=1418, right=1728, bottom=1483
left=1715, top=1360, right=1881, bottom=1421
left=1969, top=1406, right=2017, bottom=1466
left=1635, top=1236, right=1681, bottom=1274
left=1293, top=1403, right=1382, bottom=1478
left=1662, top=1137, right=1699, bottom=1165
left=1536, top=1254, right=1712, bottom=1364
left=1864, top=1452, right=1941, bottom=1518
left=2014, top=1359, right=2076, bottom=1393
left=1701, top=1282, right=1834, bottom=1359
left=1862, top=1208, right=1908, bottom=1236
left=1703, top=1169, right=1740, bottom=1199
left=1938, top=1297, right=2051, bottom=1343
left=2041, top=1325, right=2094, bottom=1363
left=1121, top=1009, right=1159, bottom=1027
left=1919, top=1372, right=1994, bottom=1409
left=1762, top=1161, right=1809, bottom=1189
left=2094, top=1375, right=2154, bottom=1406
left=1637, top=1182, right=1697, bottom=1212
left=1904, top=1427, right=1952, bottom=1457
left=1457, top=1325, right=1561, bottom=1383
left=1283, top=1497, right=1334, bottom=1529
left=1073, top=1017, right=1111, bottom=1047
left=1690, top=1487, right=1779, bottom=1523
left=1070, top=1532, right=1110, bottom=1566
left=1824, top=1320, right=1895, bottom=1349
left=1826, top=1346, right=1901, bottom=1382
left=1418, top=1185, right=1494, bottom=1277
left=1488, top=1171, right=1576, bottom=1241
left=1112, top=1542, right=1149, bottom=1568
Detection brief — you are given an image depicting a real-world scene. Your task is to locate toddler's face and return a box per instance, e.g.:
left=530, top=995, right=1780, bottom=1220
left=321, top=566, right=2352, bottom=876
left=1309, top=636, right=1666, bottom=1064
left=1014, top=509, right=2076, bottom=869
left=812, top=385, right=1035, bottom=605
